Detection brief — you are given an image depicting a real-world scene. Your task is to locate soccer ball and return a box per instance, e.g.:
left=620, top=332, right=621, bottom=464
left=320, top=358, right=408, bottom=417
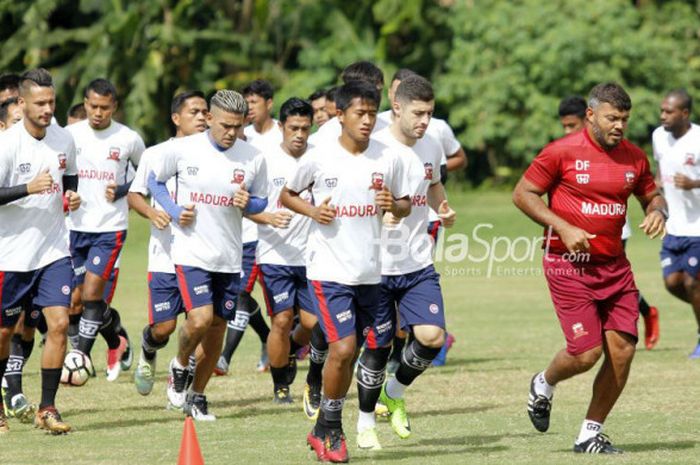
left=61, top=350, right=93, bottom=386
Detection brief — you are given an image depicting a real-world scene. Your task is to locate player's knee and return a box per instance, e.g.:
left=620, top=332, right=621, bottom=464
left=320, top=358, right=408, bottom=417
left=573, top=346, right=603, bottom=371
left=272, top=310, right=294, bottom=332
left=47, top=313, right=69, bottom=336
left=414, top=327, right=445, bottom=349
left=329, top=338, right=356, bottom=363
left=186, top=309, right=213, bottom=333
left=152, top=321, right=176, bottom=341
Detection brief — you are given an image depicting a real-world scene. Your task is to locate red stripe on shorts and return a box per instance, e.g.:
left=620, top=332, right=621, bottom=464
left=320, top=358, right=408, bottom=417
left=245, top=263, right=259, bottom=293
left=257, top=273, right=274, bottom=317
left=429, top=221, right=440, bottom=241
left=101, top=231, right=125, bottom=280
left=311, top=281, right=338, bottom=342
left=175, top=266, right=194, bottom=311
left=105, top=268, right=120, bottom=305
left=365, top=328, right=378, bottom=349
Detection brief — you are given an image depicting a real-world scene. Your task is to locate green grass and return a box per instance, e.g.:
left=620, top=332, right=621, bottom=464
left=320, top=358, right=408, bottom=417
left=2, top=189, right=699, bottom=464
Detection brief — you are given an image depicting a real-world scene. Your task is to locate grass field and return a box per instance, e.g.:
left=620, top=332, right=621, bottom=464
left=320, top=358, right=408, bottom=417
left=1, top=188, right=699, bottom=465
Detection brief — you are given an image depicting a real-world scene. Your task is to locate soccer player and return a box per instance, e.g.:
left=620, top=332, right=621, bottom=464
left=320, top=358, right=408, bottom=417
left=652, top=89, right=700, bottom=358
left=66, top=103, right=87, bottom=125
left=154, top=90, right=268, bottom=420
left=325, top=87, right=337, bottom=119
left=0, top=73, right=19, bottom=104
left=559, top=95, right=660, bottom=350
left=0, top=98, right=22, bottom=130
left=281, top=80, right=411, bottom=463
left=128, top=90, right=208, bottom=395
left=0, top=68, right=81, bottom=434
left=309, top=90, right=329, bottom=128
left=248, top=97, right=316, bottom=404
left=65, top=78, right=145, bottom=382
left=513, top=83, right=666, bottom=454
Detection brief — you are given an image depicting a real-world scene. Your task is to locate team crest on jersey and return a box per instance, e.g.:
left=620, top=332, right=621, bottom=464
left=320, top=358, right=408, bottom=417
left=231, top=169, right=245, bottom=184
left=576, top=173, right=590, bottom=184
left=325, top=177, right=337, bottom=188
left=370, top=172, right=384, bottom=190
left=107, top=147, right=121, bottom=161
left=187, top=166, right=199, bottom=176
left=57, top=153, right=67, bottom=170
left=273, top=177, right=286, bottom=187
left=424, top=163, right=434, bottom=180
left=685, top=153, right=696, bottom=166
left=19, top=163, right=31, bottom=174
left=572, top=322, right=588, bottom=339
left=624, top=171, right=635, bottom=186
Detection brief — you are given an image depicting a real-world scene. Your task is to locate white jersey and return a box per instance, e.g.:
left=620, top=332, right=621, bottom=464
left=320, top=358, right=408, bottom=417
left=255, top=145, right=313, bottom=267
left=0, top=122, right=76, bottom=271
left=153, top=132, right=267, bottom=273
left=374, top=128, right=442, bottom=275
left=621, top=217, right=632, bottom=241
left=653, top=123, right=700, bottom=236
left=309, top=116, right=389, bottom=146
left=129, top=140, right=177, bottom=274
left=286, top=138, right=411, bottom=285
left=242, top=122, right=281, bottom=243
left=66, top=120, right=145, bottom=233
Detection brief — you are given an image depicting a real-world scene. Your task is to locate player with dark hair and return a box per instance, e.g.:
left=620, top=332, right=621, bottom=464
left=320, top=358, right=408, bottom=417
left=65, top=78, right=145, bottom=382
left=653, top=88, right=700, bottom=358
left=282, top=80, right=411, bottom=462
left=0, top=74, right=20, bottom=104
left=514, top=82, right=666, bottom=454
left=66, top=103, right=87, bottom=126
left=0, top=68, right=81, bottom=434
left=0, top=98, right=22, bottom=130
left=558, top=95, right=587, bottom=134
left=325, top=87, right=338, bottom=118
left=308, top=90, right=329, bottom=128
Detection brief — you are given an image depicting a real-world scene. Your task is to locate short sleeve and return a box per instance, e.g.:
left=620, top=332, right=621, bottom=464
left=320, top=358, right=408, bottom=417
left=129, top=132, right=146, bottom=167
left=153, top=145, right=180, bottom=183
left=390, top=154, right=411, bottom=199
left=249, top=154, right=268, bottom=198
left=129, top=149, right=153, bottom=195
left=634, top=154, right=657, bottom=197
left=523, top=145, right=561, bottom=192
left=286, top=153, right=317, bottom=193
left=430, top=145, right=442, bottom=186
left=63, top=135, right=78, bottom=176
left=437, top=120, right=461, bottom=157
left=0, top=133, right=12, bottom=187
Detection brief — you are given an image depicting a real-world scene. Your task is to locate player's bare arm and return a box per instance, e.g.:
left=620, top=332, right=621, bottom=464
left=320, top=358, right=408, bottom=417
left=673, top=173, right=700, bottom=190
left=127, top=191, right=171, bottom=230
left=513, top=176, right=596, bottom=253
left=446, top=147, right=467, bottom=171
left=233, top=182, right=250, bottom=209
left=637, top=189, right=667, bottom=239
left=427, top=182, right=456, bottom=228
left=246, top=210, right=293, bottom=229
left=281, top=186, right=336, bottom=225
left=375, top=185, right=410, bottom=218
left=27, top=168, right=53, bottom=194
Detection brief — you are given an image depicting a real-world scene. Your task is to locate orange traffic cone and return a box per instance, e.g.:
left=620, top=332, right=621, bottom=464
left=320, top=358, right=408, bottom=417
left=177, top=416, right=204, bottom=465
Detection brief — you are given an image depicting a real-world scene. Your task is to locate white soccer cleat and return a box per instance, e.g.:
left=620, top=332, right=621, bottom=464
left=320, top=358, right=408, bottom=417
left=166, top=358, right=189, bottom=408
left=106, top=336, right=128, bottom=382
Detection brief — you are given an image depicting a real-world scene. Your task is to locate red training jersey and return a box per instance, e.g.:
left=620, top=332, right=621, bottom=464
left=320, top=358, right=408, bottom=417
left=524, top=129, right=656, bottom=260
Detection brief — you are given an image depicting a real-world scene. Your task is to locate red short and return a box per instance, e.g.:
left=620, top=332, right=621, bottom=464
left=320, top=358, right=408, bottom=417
left=543, top=254, right=639, bottom=355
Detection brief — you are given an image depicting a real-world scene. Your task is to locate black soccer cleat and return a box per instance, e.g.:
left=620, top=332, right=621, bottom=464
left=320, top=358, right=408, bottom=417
left=527, top=373, right=552, bottom=432
left=273, top=386, right=293, bottom=404
left=286, top=355, right=298, bottom=386
left=574, top=433, right=623, bottom=454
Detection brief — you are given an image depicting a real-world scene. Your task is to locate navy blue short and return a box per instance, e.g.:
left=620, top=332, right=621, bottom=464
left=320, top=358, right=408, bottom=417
left=175, top=265, right=240, bottom=320
left=258, top=264, right=313, bottom=316
left=308, top=280, right=389, bottom=346
left=148, top=272, right=184, bottom=325
left=24, top=304, right=43, bottom=328
left=0, top=257, right=73, bottom=327
left=240, top=241, right=259, bottom=294
left=427, top=220, right=441, bottom=243
left=375, top=265, right=445, bottom=346
left=70, top=230, right=127, bottom=283
left=660, top=234, right=700, bottom=279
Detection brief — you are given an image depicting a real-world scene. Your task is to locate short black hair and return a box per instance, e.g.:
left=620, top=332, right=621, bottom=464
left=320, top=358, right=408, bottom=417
left=242, top=80, right=274, bottom=100
left=84, top=78, right=117, bottom=100
left=171, top=90, right=206, bottom=115
left=67, top=102, right=86, bottom=120
left=335, top=81, right=381, bottom=112
left=588, top=82, right=631, bottom=112
left=395, top=75, right=434, bottom=103
left=341, top=61, right=384, bottom=88
left=0, top=97, right=19, bottom=124
left=666, top=88, right=693, bottom=113
left=391, top=68, right=418, bottom=84
left=308, top=90, right=326, bottom=102
left=558, top=95, right=587, bottom=118
left=279, top=97, right=313, bottom=123
left=325, top=86, right=338, bottom=102
left=19, top=68, right=53, bottom=96
left=0, top=73, right=20, bottom=94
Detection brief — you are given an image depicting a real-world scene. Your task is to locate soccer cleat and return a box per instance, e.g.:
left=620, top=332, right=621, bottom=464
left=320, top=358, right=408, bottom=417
left=307, top=427, right=349, bottom=463
left=431, top=332, right=455, bottom=367
left=379, top=384, right=411, bottom=439
left=184, top=393, right=216, bottom=421
left=166, top=358, right=189, bottom=408
left=106, top=335, right=128, bottom=382
left=356, top=426, right=382, bottom=450
left=273, top=386, right=293, bottom=404
left=374, top=400, right=389, bottom=418
left=574, top=433, right=623, bottom=454
left=643, top=306, right=660, bottom=350
left=296, top=344, right=310, bottom=361
left=34, top=406, right=71, bottom=434
left=213, top=356, right=229, bottom=377
left=0, top=405, right=8, bottom=434
left=286, top=355, right=298, bottom=385
left=302, top=383, right=321, bottom=420
left=7, top=393, right=36, bottom=423
left=256, top=343, right=270, bottom=372
left=120, top=332, right=133, bottom=371
left=134, top=353, right=156, bottom=396
left=527, top=374, right=552, bottom=432
left=689, top=342, right=700, bottom=359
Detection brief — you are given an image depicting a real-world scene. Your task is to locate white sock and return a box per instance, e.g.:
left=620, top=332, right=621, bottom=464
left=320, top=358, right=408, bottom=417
left=576, top=419, right=603, bottom=444
left=357, top=410, right=375, bottom=432
left=533, top=371, right=554, bottom=398
left=172, top=357, right=186, bottom=370
left=385, top=377, right=407, bottom=400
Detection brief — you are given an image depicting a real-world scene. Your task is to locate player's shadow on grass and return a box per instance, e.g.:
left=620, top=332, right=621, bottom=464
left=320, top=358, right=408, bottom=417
left=407, top=432, right=532, bottom=448
left=355, top=444, right=510, bottom=462
left=80, top=415, right=183, bottom=430
left=412, top=403, right=498, bottom=418
left=617, top=440, right=698, bottom=452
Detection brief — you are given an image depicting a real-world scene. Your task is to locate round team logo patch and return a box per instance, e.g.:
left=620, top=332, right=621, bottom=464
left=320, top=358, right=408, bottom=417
left=92, top=256, right=101, bottom=266
left=225, top=300, right=234, bottom=310
left=30, top=310, right=40, bottom=320
left=429, top=303, right=439, bottom=314
left=61, top=285, right=71, bottom=295
left=690, top=257, right=698, bottom=267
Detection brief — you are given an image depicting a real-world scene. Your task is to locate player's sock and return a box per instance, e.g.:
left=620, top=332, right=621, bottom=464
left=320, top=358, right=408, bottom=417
left=356, top=347, right=391, bottom=418
left=270, top=365, right=289, bottom=389
left=220, top=311, right=248, bottom=364
left=99, top=305, right=122, bottom=349
left=141, top=325, right=167, bottom=362
left=67, top=314, right=81, bottom=348
left=5, top=335, right=33, bottom=398
left=533, top=370, right=555, bottom=399
left=39, top=367, right=61, bottom=409
left=638, top=294, right=651, bottom=318
left=393, top=338, right=441, bottom=390
left=36, top=313, right=48, bottom=336
left=248, top=305, right=270, bottom=343
left=576, top=419, right=604, bottom=444
left=77, top=300, right=105, bottom=355
left=306, top=323, right=328, bottom=387
left=188, top=354, right=196, bottom=373
left=389, top=335, right=406, bottom=364
left=316, top=396, right=345, bottom=433
left=357, top=410, right=376, bottom=433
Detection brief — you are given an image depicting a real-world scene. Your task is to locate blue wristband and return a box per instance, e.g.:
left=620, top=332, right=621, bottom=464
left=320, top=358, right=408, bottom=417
left=244, top=196, right=267, bottom=214
left=148, top=171, right=183, bottom=220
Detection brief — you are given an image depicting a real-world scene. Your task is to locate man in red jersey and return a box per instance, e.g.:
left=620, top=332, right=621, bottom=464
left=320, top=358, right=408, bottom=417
left=513, top=83, right=666, bottom=454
